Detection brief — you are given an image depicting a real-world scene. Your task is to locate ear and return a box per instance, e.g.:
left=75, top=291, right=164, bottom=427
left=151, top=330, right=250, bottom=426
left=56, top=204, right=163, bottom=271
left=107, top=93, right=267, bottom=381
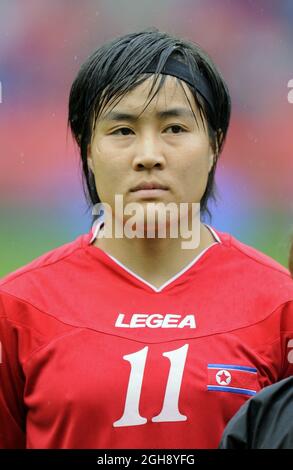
left=87, top=144, right=94, bottom=174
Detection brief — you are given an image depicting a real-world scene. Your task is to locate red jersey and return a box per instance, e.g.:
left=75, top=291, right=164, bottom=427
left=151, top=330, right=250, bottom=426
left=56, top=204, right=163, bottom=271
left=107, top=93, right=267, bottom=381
left=0, top=226, right=293, bottom=448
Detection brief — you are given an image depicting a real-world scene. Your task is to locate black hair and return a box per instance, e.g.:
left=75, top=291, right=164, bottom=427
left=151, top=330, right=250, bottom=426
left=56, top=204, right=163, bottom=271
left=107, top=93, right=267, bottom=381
left=68, top=27, right=231, bottom=221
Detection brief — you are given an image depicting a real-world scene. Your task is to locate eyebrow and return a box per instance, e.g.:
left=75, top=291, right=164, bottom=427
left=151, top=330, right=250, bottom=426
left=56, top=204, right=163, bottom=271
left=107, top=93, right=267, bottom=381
left=100, top=107, right=195, bottom=123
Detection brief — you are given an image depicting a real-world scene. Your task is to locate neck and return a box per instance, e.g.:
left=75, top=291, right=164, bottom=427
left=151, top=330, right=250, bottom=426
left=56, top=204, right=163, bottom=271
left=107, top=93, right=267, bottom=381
left=93, top=223, right=217, bottom=289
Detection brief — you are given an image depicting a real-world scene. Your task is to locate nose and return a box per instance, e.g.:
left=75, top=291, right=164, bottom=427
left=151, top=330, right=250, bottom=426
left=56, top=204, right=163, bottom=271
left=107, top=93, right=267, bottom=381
left=132, top=133, right=165, bottom=171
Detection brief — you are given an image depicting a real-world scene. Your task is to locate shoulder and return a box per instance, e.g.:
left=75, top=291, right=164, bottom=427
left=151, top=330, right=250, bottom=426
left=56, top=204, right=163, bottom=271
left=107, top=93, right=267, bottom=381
left=213, top=228, right=289, bottom=274
left=0, top=232, right=89, bottom=292
left=205, top=228, right=293, bottom=332
left=0, top=232, right=91, bottom=324
left=1, top=233, right=87, bottom=286
left=213, top=228, right=293, bottom=293
left=0, top=235, right=90, bottom=363
left=0, top=232, right=93, bottom=356
left=227, top=233, right=289, bottom=275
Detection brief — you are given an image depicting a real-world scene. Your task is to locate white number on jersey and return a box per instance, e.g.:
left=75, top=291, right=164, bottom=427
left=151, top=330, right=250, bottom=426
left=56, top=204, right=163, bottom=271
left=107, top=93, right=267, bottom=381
left=113, top=344, right=189, bottom=427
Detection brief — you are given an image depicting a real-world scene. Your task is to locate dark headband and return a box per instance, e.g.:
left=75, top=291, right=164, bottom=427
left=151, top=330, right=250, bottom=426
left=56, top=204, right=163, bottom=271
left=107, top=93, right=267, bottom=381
left=144, top=57, right=215, bottom=113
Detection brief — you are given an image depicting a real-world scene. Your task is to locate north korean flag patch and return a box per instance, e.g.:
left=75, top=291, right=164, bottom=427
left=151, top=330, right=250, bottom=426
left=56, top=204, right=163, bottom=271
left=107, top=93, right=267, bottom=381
left=207, top=364, right=258, bottom=396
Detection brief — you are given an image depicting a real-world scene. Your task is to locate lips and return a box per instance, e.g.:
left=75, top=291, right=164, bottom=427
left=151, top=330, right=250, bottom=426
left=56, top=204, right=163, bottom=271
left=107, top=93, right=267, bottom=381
left=130, top=182, right=168, bottom=192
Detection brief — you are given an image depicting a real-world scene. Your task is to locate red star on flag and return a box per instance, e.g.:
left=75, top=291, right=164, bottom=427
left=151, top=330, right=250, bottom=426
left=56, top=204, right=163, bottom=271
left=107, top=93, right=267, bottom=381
left=218, top=371, right=230, bottom=383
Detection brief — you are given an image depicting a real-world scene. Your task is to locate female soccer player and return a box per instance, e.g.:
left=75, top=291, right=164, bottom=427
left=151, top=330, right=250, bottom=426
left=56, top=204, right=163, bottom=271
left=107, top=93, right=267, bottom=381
left=0, top=29, right=292, bottom=449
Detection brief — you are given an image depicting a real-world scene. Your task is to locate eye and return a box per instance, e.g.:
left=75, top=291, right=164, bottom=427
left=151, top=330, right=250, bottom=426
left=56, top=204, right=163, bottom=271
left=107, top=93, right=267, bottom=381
left=111, top=127, right=134, bottom=136
left=164, top=125, right=186, bottom=134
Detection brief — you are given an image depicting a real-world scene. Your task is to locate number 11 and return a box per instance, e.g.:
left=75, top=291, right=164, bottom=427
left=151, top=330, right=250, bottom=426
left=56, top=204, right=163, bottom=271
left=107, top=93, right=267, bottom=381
left=113, top=344, right=189, bottom=427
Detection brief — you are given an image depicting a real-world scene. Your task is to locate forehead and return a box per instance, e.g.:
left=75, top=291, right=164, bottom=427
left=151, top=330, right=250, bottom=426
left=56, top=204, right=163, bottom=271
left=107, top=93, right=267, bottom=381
left=99, top=75, right=198, bottom=119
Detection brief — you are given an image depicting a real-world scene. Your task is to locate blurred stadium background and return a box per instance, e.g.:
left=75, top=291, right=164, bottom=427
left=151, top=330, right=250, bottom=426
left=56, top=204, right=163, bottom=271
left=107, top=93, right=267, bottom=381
left=0, top=0, right=292, bottom=277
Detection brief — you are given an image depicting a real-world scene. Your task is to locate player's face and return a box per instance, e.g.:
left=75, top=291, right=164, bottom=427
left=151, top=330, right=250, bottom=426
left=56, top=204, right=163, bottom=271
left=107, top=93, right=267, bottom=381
left=88, top=75, right=214, bottom=220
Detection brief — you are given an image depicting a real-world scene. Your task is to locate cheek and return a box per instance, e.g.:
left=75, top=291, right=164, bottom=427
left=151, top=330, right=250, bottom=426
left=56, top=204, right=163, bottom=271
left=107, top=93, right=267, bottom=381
left=90, top=140, right=128, bottom=202
left=92, top=136, right=132, bottom=170
left=175, top=144, right=211, bottom=201
left=176, top=139, right=211, bottom=176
